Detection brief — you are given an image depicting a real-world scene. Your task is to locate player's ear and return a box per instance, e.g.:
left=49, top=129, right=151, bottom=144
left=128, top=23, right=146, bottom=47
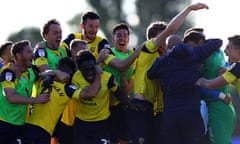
left=80, top=23, right=84, bottom=29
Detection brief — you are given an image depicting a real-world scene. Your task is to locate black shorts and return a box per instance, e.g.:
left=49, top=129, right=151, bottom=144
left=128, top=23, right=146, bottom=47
left=125, top=98, right=155, bottom=144
left=23, top=123, right=50, bottom=144
left=109, top=103, right=129, bottom=143
left=73, top=118, right=110, bottom=144
left=52, top=118, right=73, bottom=144
left=0, top=120, right=23, bottom=144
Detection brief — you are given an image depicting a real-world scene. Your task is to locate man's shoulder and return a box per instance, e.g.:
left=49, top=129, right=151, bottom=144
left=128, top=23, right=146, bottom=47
left=168, top=43, right=193, bottom=58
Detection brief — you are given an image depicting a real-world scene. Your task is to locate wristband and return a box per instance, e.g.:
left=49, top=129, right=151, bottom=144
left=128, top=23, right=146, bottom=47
left=218, top=92, right=226, bottom=100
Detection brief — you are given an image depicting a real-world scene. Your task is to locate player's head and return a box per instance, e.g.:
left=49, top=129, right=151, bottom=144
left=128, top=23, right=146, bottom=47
left=57, top=57, right=76, bottom=75
left=0, top=41, right=13, bottom=62
left=11, top=40, right=33, bottom=68
left=184, top=27, right=204, bottom=37
left=146, top=21, right=167, bottom=40
left=41, top=19, right=62, bottom=50
left=225, top=35, right=240, bottom=64
left=183, top=30, right=205, bottom=47
left=112, top=23, right=131, bottom=52
left=81, top=11, right=100, bottom=41
left=70, top=39, right=88, bottom=60
left=76, top=50, right=96, bottom=83
left=166, top=34, right=182, bottom=49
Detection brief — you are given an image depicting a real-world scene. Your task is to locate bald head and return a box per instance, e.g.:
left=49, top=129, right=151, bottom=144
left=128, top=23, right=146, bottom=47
left=166, top=34, right=182, bottom=49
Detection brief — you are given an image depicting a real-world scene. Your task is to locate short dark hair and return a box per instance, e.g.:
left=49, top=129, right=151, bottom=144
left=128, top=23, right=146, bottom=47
left=112, top=23, right=131, bottom=35
left=228, top=35, right=240, bottom=47
left=0, top=41, right=13, bottom=57
left=41, top=19, right=61, bottom=36
left=183, top=31, right=205, bottom=43
left=146, top=21, right=167, bottom=40
left=11, top=40, right=31, bottom=58
left=184, top=28, right=204, bottom=38
left=58, top=57, right=76, bottom=74
left=76, top=51, right=96, bottom=68
left=81, top=11, right=99, bottom=25
left=70, top=39, right=87, bottom=51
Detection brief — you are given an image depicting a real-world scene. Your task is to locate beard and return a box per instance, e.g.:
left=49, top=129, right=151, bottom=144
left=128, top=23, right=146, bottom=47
left=22, top=58, right=33, bottom=68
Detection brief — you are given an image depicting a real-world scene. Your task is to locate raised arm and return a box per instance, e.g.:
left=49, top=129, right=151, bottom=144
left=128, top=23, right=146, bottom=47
left=153, top=3, right=209, bottom=49
left=107, top=45, right=143, bottom=72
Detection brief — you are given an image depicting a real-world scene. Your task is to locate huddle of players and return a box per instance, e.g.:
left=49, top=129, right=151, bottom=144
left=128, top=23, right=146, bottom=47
left=0, top=2, right=236, bottom=144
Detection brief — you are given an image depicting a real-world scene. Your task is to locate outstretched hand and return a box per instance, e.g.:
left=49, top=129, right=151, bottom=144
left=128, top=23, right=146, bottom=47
left=189, top=2, right=209, bottom=11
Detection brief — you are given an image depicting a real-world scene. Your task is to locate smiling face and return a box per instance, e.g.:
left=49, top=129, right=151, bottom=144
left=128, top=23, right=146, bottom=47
left=12, top=40, right=33, bottom=69
left=79, top=60, right=96, bottom=83
left=112, top=28, right=129, bottom=52
left=224, top=41, right=240, bottom=64
left=15, top=44, right=33, bottom=68
left=44, top=23, right=62, bottom=50
left=82, top=19, right=99, bottom=42
left=21, top=45, right=34, bottom=68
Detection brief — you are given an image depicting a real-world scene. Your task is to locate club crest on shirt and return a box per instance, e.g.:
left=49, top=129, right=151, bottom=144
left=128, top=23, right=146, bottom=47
left=90, top=47, right=96, bottom=53
left=38, top=49, right=46, bottom=57
left=5, top=72, right=13, bottom=81
left=104, top=44, right=110, bottom=49
left=68, top=85, right=77, bottom=90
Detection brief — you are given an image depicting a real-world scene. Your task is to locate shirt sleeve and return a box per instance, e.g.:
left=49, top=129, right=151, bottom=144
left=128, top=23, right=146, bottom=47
left=103, top=54, right=116, bottom=65
left=64, top=84, right=78, bottom=98
left=228, top=62, right=240, bottom=78
left=222, top=71, right=237, bottom=84
left=98, top=39, right=110, bottom=54
left=199, top=86, right=220, bottom=100
left=222, top=63, right=240, bottom=83
left=1, top=69, right=16, bottom=89
left=62, top=33, right=76, bottom=49
left=34, top=48, right=49, bottom=68
left=144, top=40, right=158, bottom=53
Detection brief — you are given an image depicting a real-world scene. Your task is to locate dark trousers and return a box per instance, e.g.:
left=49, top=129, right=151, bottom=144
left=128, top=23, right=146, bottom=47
left=162, top=107, right=207, bottom=144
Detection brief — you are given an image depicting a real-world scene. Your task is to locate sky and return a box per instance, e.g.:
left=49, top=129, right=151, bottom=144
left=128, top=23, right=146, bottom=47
left=0, top=0, right=89, bottom=42
left=1, top=0, right=240, bottom=50
left=192, top=0, right=240, bottom=48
